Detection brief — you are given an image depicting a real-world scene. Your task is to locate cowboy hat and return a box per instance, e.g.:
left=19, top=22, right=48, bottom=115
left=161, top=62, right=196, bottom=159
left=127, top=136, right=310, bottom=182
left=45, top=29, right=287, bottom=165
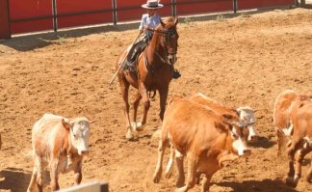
left=141, top=0, right=163, bottom=9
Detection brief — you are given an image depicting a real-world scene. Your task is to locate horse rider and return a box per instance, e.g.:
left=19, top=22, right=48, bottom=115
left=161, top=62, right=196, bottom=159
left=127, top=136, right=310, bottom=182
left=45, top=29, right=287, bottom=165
left=129, top=0, right=181, bottom=79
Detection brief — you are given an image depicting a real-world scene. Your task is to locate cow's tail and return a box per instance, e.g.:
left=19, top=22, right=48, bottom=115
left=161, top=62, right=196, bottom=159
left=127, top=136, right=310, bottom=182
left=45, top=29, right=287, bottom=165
left=152, top=129, right=161, bottom=141
left=25, top=149, right=34, bottom=160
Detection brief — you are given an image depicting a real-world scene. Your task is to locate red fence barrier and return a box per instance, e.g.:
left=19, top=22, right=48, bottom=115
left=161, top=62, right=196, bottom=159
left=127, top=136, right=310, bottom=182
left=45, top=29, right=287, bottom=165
left=56, top=0, right=113, bottom=29
left=0, top=0, right=297, bottom=39
left=0, top=0, right=10, bottom=39
left=176, top=0, right=233, bottom=16
left=9, top=0, right=53, bottom=34
left=237, top=0, right=296, bottom=10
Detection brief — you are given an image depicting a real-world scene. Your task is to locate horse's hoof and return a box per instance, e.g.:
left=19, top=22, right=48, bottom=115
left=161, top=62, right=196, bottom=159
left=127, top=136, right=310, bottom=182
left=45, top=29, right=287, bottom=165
left=135, top=122, right=144, bottom=131
left=126, top=130, right=134, bottom=140
left=286, top=177, right=298, bottom=188
left=176, top=178, right=185, bottom=188
left=153, top=171, right=162, bottom=183
left=306, top=175, right=312, bottom=183
left=165, top=170, right=172, bottom=179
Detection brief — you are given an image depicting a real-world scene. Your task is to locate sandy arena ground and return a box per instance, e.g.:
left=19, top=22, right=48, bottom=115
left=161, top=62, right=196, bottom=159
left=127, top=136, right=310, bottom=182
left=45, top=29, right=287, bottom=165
left=1, top=7, right=312, bottom=192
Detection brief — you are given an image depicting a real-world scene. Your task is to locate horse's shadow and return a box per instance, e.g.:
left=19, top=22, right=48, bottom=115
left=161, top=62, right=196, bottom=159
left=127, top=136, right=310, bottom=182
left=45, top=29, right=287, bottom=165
left=0, top=167, right=32, bottom=192
left=0, top=22, right=140, bottom=52
left=216, top=179, right=299, bottom=192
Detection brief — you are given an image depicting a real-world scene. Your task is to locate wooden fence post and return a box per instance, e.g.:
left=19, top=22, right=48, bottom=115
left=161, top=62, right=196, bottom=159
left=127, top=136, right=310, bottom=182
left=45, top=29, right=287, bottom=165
left=172, top=0, right=176, bottom=17
left=233, top=0, right=237, bottom=13
left=112, top=0, right=117, bottom=25
left=52, top=0, right=58, bottom=32
left=0, top=0, right=11, bottom=39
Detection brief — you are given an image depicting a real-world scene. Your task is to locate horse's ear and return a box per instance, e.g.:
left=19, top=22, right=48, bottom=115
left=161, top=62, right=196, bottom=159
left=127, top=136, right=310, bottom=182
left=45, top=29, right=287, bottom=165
left=174, top=17, right=178, bottom=26
left=160, top=18, right=166, bottom=27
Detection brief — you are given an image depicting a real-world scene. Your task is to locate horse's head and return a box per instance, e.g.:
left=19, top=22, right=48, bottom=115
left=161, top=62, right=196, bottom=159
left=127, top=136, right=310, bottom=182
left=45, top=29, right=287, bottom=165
left=154, top=17, right=179, bottom=65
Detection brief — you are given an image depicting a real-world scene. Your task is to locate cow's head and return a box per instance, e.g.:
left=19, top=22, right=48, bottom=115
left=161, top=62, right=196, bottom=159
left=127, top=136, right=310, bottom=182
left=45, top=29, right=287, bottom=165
left=237, top=107, right=258, bottom=142
left=63, top=117, right=90, bottom=155
left=229, top=121, right=251, bottom=157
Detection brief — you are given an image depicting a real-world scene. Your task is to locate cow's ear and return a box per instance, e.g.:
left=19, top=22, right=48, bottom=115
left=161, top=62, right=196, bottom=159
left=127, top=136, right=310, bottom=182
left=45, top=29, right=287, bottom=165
left=62, top=118, right=71, bottom=130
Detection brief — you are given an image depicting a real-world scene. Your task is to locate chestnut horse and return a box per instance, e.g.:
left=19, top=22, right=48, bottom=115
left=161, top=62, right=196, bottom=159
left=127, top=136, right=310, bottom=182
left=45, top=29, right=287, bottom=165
left=116, top=17, right=179, bottom=139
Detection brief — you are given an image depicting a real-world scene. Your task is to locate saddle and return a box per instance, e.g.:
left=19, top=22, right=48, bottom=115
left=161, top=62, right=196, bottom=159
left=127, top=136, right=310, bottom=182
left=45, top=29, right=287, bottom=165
left=122, top=48, right=140, bottom=72
left=123, top=41, right=145, bottom=72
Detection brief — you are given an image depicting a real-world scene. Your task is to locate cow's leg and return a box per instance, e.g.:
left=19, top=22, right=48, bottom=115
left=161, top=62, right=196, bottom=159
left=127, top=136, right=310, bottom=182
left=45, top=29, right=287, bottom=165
left=294, top=143, right=312, bottom=184
left=27, top=167, right=37, bottom=192
left=159, top=87, right=169, bottom=121
left=50, top=160, right=60, bottom=191
left=139, top=83, right=150, bottom=126
left=132, top=90, right=143, bottom=131
left=176, top=157, right=198, bottom=192
left=175, top=150, right=185, bottom=188
left=165, top=144, right=175, bottom=179
left=286, top=139, right=310, bottom=188
left=277, top=129, right=285, bottom=156
left=119, top=77, right=133, bottom=139
left=286, top=159, right=296, bottom=187
left=74, top=161, right=83, bottom=185
left=306, top=152, right=312, bottom=182
left=153, top=136, right=169, bottom=183
left=201, top=173, right=213, bottom=192
left=36, top=159, right=44, bottom=192
left=286, top=138, right=298, bottom=187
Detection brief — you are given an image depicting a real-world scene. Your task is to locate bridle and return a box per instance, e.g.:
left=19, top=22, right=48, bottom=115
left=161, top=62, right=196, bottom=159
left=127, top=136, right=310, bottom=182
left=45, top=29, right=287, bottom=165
left=146, top=27, right=178, bottom=65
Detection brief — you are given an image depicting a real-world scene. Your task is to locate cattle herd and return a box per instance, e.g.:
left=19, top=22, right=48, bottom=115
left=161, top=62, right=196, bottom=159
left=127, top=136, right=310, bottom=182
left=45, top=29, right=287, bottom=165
left=11, top=88, right=308, bottom=192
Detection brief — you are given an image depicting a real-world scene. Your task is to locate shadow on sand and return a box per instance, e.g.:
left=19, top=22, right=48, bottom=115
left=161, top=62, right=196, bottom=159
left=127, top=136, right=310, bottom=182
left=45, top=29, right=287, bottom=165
left=0, top=167, right=32, bottom=192
left=0, top=167, right=51, bottom=192
left=248, top=136, right=276, bottom=149
left=217, top=179, right=299, bottom=192
left=0, top=22, right=140, bottom=52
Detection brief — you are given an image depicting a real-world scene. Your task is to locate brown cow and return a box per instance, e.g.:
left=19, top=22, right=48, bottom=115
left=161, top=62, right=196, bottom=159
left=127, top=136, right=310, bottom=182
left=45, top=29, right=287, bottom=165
left=286, top=99, right=312, bottom=187
left=273, top=89, right=312, bottom=155
left=161, top=93, right=257, bottom=184
left=27, top=114, right=90, bottom=192
left=189, top=93, right=257, bottom=142
left=153, top=97, right=251, bottom=192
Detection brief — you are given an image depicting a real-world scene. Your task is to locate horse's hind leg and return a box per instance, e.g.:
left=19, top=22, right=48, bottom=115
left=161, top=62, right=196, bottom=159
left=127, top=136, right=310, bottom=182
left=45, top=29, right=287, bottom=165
left=139, top=84, right=150, bottom=127
left=118, top=76, right=133, bottom=139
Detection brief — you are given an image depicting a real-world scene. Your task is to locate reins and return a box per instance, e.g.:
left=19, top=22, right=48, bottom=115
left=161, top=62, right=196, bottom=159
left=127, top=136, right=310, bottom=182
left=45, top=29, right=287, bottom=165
left=145, top=28, right=177, bottom=65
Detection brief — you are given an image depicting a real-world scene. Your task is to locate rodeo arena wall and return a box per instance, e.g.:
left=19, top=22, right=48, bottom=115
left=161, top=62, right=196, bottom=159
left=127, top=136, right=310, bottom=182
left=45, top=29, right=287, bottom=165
left=0, top=0, right=297, bottom=39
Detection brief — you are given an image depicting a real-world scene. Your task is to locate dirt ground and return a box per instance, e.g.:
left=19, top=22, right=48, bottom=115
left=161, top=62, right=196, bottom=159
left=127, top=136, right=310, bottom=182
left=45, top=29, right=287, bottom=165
left=1, top=7, right=312, bottom=192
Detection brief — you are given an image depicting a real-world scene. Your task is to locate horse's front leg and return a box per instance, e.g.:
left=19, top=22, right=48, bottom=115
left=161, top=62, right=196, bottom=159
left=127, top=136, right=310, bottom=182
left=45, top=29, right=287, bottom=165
left=159, top=87, right=169, bottom=121
left=132, top=91, right=143, bottom=131
left=139, top=83, right=150, bottom=127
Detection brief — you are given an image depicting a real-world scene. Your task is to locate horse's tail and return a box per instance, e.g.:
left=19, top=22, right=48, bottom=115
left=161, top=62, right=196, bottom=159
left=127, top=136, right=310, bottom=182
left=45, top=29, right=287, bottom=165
left=149, top=90, right=157, bottom=99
